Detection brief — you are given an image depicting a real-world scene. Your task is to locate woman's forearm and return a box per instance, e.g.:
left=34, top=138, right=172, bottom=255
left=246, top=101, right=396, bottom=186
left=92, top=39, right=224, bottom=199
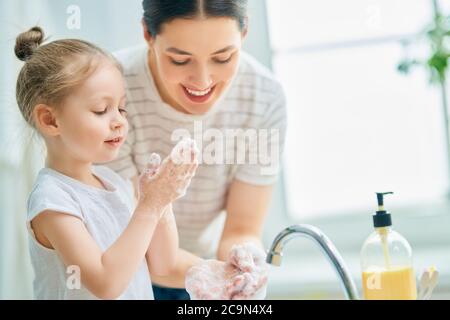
left=149, top=234, right=263, bottom=290
left=150, top=248, right=202, bottom=288
left=217, top=233, right=262, bottom=261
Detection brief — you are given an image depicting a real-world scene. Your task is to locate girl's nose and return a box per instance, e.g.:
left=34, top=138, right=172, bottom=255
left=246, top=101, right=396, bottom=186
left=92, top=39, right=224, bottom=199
left=111, top=113, right=126, bottom=130
left=111, top=120, right=122, bottom=130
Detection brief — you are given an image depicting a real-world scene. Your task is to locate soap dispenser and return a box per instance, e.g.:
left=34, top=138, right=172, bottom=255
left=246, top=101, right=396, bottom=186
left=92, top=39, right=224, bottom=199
left=360, top=192, right=417, bottom=300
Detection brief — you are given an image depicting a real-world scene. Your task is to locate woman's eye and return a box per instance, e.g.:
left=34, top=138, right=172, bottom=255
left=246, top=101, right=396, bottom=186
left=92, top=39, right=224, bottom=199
left=93, top=108, right=108, bottom=115
left=213, top=55, right=233, bottom=64
left=118, top=107, right=127, bottom=114
left=170, top=58, right=190, bottom=66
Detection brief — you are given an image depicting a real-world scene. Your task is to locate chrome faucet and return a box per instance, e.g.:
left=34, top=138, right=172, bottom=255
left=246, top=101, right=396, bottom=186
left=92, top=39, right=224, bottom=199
left=266, top=224, right=360, bottom=300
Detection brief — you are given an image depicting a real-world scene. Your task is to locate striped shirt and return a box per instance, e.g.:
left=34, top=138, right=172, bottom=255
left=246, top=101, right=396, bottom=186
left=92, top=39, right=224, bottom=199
left=106, top=44, right=287, bottom=258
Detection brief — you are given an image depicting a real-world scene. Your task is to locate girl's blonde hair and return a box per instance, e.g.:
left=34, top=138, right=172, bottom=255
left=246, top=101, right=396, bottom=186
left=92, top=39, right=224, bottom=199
left=15, top=26, right=123, bottom=128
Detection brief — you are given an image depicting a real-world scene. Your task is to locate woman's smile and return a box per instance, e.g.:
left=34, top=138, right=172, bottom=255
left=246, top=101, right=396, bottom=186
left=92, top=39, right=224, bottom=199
left=181, top=84, right=216, bottom=104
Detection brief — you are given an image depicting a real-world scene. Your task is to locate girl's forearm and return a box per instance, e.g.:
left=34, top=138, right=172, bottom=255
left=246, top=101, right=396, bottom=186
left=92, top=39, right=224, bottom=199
left=99, top=205, right=161, bottom=299
left=146, top=205, right=179, bottom=276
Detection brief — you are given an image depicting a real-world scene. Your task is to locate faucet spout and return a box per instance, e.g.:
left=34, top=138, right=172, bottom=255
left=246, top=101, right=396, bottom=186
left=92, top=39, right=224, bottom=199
left=266, top=224, right=360, bottom=300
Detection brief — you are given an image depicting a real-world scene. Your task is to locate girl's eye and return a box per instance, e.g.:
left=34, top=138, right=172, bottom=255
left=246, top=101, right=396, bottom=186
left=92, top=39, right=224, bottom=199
left=93, top=106, right=127, bottom=116
left=93, top=108, right=108, bottom=115
left=170, top=58, right=190, bottom=66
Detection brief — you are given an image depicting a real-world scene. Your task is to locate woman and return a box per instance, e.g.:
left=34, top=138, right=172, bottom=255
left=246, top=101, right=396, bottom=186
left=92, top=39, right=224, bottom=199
left=107, top=0, right=287, bottom=300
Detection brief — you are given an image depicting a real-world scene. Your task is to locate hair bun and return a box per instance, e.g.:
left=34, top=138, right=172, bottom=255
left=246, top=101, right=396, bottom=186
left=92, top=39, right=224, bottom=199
left=15, top=26, right=44, bottom=61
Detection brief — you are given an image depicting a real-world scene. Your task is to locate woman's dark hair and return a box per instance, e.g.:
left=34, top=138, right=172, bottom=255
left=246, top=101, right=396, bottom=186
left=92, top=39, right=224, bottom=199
left=142, top=0, right=248, bottom=37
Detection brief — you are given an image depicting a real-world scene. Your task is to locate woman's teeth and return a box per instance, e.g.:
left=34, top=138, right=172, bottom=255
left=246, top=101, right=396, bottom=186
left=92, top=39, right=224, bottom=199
left=185, top=86, right=212, bottom=96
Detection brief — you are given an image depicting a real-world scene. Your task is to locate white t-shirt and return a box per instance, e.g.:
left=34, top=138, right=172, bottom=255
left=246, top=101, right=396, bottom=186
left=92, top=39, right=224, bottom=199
left=107, top=44, right=287, bottom=258
left=26, top=166, right=153, bottom=300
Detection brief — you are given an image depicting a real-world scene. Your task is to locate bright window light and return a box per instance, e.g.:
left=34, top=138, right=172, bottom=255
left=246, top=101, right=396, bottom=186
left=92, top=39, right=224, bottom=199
left=267, top=0, right=449, bottom=220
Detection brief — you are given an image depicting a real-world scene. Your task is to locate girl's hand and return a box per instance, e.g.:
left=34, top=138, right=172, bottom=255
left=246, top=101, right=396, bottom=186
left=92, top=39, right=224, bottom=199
left=137, top=138, right=199, bottom=216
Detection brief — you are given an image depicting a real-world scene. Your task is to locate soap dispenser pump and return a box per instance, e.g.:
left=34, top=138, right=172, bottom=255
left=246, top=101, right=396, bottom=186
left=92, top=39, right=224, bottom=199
left=360, top=192, right=417, bottom=300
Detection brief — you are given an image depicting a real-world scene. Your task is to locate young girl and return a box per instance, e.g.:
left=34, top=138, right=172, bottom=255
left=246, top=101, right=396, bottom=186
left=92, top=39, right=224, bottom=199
left=15, top=26, right=198, bottom=299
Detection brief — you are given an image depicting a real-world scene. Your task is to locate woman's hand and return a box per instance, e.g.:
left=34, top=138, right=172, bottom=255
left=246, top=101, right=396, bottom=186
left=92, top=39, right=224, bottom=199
left=137, top=138, right=199, bottom=216
left=185, top=243, right=269, bottom=300
left=185, top=259, right=241, bottom=300
left=227, top=242, right=269, bottom=300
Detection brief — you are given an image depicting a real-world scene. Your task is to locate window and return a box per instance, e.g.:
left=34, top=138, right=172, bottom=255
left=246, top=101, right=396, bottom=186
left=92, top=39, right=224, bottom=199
left=267, top=0, right=450, bottom=220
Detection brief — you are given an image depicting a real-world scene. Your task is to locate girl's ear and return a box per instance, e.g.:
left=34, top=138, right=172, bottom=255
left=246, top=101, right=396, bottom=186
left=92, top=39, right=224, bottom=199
left=141, top=19, right=155, bottom=45
left=33, top=104, right=60, bottom=137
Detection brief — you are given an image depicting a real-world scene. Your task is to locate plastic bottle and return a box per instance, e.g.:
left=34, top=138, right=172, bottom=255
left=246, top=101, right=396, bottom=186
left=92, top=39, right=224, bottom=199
left=360, top=192, right=417, bottom=300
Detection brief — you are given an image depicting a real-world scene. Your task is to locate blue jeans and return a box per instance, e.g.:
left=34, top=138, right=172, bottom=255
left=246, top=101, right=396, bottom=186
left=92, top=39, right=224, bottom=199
left=152, top=284, right=190, bottom=300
